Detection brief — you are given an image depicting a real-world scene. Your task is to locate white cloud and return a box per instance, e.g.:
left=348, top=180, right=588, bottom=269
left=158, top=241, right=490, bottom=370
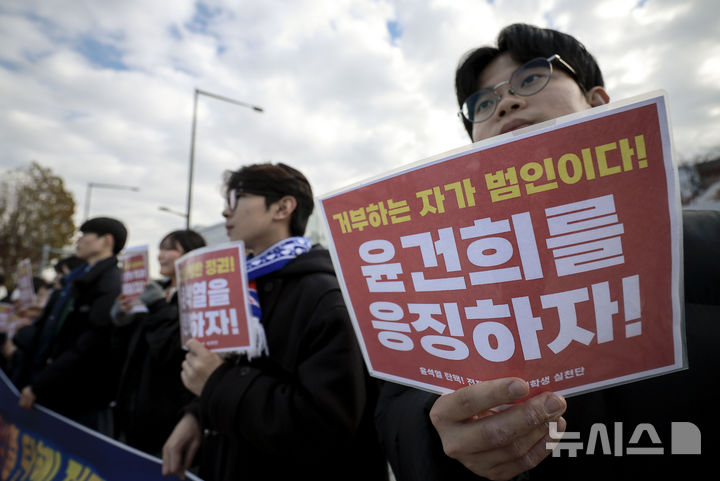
left=1, top=0, right=719, bottom=276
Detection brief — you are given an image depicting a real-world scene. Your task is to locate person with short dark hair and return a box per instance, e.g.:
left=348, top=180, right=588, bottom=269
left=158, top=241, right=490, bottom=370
left=454, top=23, right=607, bottom=140
left=162, top=163, right=387, bottom=481
left=111, top=229, right=206, bottom=457
left=375, top=23, right=720, bottom=481
left=223, top=162, right=315, bottom=240
left=78, top=216, right=128, bottom=256
left=16, top=217, right=127, bottom=434
left=53, top=255, right=85, bottom=280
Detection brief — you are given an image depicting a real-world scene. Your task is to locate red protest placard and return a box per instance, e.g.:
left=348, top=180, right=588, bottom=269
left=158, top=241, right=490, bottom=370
left=175, top=242, right=254, bottom=353
left=119, top=245, right=149, bottom=305
left=318, top=92, right=684, bottom=397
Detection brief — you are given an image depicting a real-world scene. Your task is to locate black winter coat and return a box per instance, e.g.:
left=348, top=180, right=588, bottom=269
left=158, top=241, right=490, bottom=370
left=9, top=287, right=64, bottom=388
left=31, top=256, right=123, bottom=417
left=193, top=247, right=387, bottom=481
left=375, top=210, right=720, bottom=480
left=113, top=283, right=194, bottom=456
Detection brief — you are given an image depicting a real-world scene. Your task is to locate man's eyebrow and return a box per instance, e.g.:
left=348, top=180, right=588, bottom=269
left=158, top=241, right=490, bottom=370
left=475, top=77, right=493, bottom=91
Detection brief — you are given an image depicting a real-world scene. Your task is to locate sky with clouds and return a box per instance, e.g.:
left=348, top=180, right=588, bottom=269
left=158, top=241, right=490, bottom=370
left=1, top=0, right=719, bottom=274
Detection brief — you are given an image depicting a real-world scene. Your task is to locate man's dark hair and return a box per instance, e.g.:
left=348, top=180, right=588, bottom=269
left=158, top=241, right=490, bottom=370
left=54, top=255, right=85, bottom=274
left=79, top=217, right=128, bottom=255
left=159, top=230, right=207, bottom=254
left=455, top=23, right=605, bottom=139
left=224, top=163, right=314, bottom=237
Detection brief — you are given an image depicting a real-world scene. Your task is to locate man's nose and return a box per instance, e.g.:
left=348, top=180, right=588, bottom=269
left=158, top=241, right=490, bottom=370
left=494, top=86, right=525, bottom=118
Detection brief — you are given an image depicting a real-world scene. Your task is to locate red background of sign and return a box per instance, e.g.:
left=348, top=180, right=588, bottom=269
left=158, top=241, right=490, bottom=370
left=120, top=252, right=148, bottom=302
left=321, top=101, right=681, bottom=395
left=177, top=245, right=252, bottom=352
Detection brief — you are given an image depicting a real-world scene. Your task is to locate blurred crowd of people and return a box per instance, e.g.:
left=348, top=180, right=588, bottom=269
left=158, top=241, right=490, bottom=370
left=1, top=164, right=388, bottom=481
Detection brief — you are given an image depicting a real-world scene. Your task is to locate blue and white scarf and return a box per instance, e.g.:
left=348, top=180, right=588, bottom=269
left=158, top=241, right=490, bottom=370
left=244, top=236, right=312, bottom=359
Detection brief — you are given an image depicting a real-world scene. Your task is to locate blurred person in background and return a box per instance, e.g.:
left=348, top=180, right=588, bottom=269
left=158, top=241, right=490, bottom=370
left=111, top=229, right=206, bottom=457
left=16, top=217, right=127, bottom=435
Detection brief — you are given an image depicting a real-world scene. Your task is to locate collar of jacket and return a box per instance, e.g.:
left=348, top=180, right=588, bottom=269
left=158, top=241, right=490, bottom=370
left=261, top=246, right=335, bottom=280
left=74, top=256, right=119, bottom=287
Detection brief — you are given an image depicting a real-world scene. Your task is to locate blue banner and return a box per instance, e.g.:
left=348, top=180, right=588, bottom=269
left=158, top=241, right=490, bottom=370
left=0, top=369, right=201, bottom=481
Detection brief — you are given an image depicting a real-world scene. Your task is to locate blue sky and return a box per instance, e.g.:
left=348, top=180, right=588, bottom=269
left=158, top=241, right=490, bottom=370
left=77, top=36, right=128, bottom=70
left=1, top=0, right=718, bottom=275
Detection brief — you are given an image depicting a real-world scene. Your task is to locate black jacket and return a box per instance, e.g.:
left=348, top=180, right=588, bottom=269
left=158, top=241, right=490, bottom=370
left=376, top=210, right=720, bottom=480
left=193, top=247, right=387, bottom=481
left=113, top=282, right=194, bottom=456
left=9, top=287, right=64, bottom=388
left=30, top=256, right=122, bottom=417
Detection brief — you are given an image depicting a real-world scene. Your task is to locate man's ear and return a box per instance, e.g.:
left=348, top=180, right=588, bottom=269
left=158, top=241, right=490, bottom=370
left=273, top=195, right=297, bottom=221
left=586, top=86, right=610, bottom=107
left=102, top=233, right=115, bottom=253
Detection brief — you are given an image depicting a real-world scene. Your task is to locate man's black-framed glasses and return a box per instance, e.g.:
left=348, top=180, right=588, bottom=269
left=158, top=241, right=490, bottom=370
left=226, top=189, right=241, bottom=212
left=459, top=54, right=578, bottom=124
left=226, top=188, right=279, bottom=212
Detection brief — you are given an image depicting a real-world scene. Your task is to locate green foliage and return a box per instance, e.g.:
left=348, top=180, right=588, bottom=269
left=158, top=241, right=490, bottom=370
left=0, top=162, right=76, bottom=288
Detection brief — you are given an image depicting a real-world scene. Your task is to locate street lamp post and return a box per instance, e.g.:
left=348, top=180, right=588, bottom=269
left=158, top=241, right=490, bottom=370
left=186, top=88, right=264, bottom=229
left=158, top=205, right=189, bottom=220
left=84, top=182, right=140, bottom=221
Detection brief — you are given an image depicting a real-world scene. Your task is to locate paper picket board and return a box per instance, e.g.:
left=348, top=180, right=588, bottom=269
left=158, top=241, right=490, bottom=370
left=175, top=241, right=255, bottom=353
left=15, top=259, right=36, bottom=310
left=317, top=91, right=684, bottom=397
left=118, top=245, right=150, bottom=307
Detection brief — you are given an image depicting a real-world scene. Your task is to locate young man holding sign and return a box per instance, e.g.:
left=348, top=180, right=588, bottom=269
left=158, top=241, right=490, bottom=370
left=375, top=23, right=720, bottom=480
left=162, top=163, right=386, bottom=480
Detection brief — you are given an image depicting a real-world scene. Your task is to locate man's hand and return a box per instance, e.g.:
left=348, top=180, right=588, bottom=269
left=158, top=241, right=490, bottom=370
left=162, top=413, right=202, bottom=479
left=17, top=306, right=42, bottom=319
left=181, top=339, right=224, bottom=396
left=429, top=377, right=567, bottom=481
left=1, top=338, right=17, bottom=360
left=18, top=386, right=37, bottom=410
left=117, top=295, right=135, bottom=313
